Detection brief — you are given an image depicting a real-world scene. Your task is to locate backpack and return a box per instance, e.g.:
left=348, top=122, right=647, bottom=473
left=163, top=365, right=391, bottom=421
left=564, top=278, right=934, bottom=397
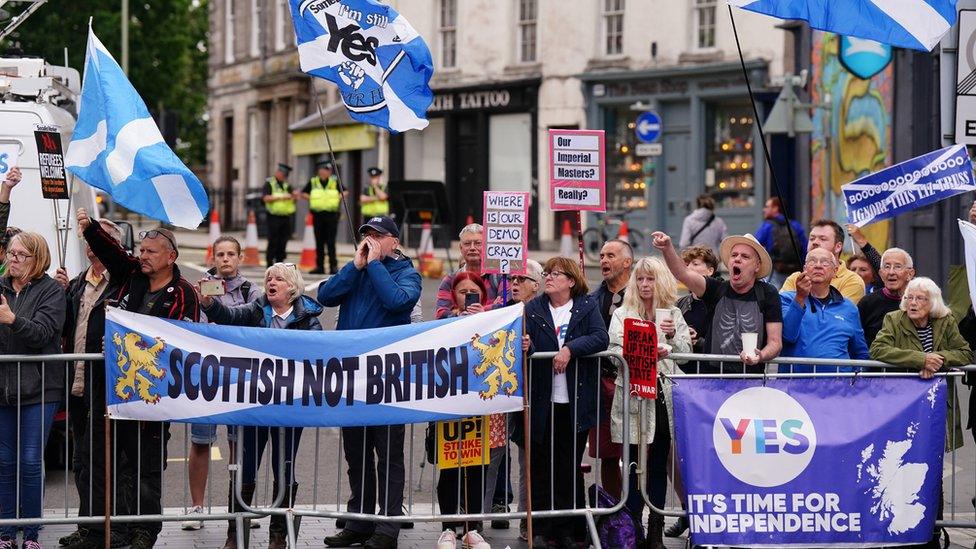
left=770, top=218, right=802, bottom=274
left=588, top=484, right=644, bottom=549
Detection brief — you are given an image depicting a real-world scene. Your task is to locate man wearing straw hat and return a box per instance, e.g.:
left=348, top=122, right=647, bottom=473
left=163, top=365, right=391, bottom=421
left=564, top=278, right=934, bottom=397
left=653, top=231, right=783, bottom=373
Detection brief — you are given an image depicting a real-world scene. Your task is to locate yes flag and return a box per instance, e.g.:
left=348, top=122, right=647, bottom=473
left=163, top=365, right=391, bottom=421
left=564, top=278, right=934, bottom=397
left=730, top=0, right=957, bottom=52
left=65, top=28, right=209, bottom=229
left=290, top=0, right=433, bottom=133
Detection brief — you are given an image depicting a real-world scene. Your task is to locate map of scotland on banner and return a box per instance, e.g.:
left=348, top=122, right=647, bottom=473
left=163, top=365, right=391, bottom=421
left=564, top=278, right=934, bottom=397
left=673, top=378, right=947, bottom=547
left=842, top=144, right=975, bottom=228
left=104, top=304, right=524, bottom=427
left=290, top=0, right=433, bottom=133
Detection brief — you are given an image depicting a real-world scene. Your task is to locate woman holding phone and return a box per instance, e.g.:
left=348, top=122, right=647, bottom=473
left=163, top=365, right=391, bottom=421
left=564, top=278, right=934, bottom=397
left=198, top=263, right=322, bottom=549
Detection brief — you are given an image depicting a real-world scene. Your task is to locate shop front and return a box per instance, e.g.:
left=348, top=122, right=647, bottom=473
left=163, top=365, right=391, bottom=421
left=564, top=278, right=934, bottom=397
left=582, top=60, right=769, bottom=239
left=390, top=78, right=540, bottom=244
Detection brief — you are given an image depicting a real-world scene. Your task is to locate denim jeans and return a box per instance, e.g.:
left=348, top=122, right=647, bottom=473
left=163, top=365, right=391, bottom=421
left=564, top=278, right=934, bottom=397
left=0, top=402, right=59, bottom=541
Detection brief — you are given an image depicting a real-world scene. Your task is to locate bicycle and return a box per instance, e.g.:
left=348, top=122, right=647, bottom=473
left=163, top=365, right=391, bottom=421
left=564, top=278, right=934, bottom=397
left=581, top=208, right=646, bottom=263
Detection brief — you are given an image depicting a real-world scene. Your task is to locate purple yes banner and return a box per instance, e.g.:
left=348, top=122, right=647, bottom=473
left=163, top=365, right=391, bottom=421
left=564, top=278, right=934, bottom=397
left=672, top=378, right=947, bottom=547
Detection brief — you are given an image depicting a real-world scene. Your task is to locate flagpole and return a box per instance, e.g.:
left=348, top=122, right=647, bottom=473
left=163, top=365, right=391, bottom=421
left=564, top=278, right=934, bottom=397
left=309, top=83, right=360, bottom=245
left=727, top=5, right=804, bottom=265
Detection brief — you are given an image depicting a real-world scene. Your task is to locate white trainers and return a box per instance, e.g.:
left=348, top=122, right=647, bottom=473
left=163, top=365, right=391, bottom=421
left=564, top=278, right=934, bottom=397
left=462, top=530, right=491, bottom=549
left=181, top=505, right=204, bottom=530
left=436, top=529, right=458, bottom=549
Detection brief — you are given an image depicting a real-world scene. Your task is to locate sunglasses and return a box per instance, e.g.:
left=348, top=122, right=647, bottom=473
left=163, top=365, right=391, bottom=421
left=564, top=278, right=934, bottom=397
left=139, top=230, right=177, bottom=250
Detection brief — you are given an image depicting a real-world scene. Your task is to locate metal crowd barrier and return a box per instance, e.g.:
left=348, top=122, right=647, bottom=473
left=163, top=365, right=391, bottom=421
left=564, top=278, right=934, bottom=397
left=0, top=351, right=632, bottom=549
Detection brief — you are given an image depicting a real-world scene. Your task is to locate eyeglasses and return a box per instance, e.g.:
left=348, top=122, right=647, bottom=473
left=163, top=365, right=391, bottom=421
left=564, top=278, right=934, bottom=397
left=881, top=263, right=909, bottom=272
left=542, top=271, right=566, bottom=279
left=904, top=294, right=930, bottom=303
left=139, top=230, right=177, bottom=250
left=804, top=258, right=836, bottom=267
left=510, top=276, right=535, bottom=284
left=4, top=251, right=33, bottom=262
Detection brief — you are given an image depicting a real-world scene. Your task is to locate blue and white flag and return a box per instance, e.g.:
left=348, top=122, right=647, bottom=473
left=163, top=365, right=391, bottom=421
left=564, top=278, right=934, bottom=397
left=730, top=0, right=957, bottom=52
left=842, top=144, right=976, bottom=227
left=290, top=0, right=433, bottom=133
left=104, top=304, right=524, bottom=427
left=673, top=377, right=947, bottom=546
left=65, top=28, right=209, bottom=229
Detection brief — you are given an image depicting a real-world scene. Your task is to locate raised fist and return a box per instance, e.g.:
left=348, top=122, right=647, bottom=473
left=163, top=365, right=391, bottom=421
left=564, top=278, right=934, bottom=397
left=338, top=61, right=366, bottom=89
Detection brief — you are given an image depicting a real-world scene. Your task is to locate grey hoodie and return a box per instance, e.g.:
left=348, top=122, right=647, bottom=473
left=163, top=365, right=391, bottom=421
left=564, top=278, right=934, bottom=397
left=0, top=274, right=67, bottom=405
left=679, top=207, right=728, bottom=252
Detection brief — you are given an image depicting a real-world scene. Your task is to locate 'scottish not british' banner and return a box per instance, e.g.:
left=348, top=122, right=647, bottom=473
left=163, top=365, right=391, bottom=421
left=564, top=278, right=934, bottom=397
left=673, top=378, right=946, bottom=547
left=842, top=145, right=976, bottom=227
left=105, top=304, right=524, bottom=427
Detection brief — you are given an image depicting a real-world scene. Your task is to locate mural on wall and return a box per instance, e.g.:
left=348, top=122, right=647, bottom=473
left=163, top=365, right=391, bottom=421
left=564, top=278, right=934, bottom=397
left=811, top=31, right=893, bottom=249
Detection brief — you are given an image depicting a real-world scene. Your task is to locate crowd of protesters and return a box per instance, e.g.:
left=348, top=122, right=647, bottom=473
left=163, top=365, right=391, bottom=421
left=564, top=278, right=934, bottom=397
left=2, top=161, right=976, bottom=549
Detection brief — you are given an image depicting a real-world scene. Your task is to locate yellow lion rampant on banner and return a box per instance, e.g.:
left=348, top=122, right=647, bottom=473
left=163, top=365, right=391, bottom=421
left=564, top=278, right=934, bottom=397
left=470, top=329, right=519, bottom=400
left=112, top=332, right=167, bottom=404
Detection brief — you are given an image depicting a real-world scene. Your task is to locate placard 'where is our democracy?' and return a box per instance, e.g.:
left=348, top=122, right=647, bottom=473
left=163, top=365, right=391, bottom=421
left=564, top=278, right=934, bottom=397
left=482, top=191, right=528, bottom=274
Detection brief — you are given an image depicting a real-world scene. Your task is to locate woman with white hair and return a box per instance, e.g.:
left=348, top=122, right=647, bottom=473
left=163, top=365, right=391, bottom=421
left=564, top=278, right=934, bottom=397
left=870, top=277, right=972, bottom=547
left=199, top=263, right=323, bottom=549
left=607, top=257, right=692, bottom=548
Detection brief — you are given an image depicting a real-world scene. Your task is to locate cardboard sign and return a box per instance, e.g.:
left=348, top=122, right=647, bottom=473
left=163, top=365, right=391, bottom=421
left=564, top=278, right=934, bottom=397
left=0, top=143, right=18, bottom=178
left=548, top=129, right=606, bottom=211
left=34, top=127, right=68, bottom=199
left=436, top=416, right=489, bottom=470
left=623, top=317, right=658, bottom=399
left=482, top=191, right=529, bottom=274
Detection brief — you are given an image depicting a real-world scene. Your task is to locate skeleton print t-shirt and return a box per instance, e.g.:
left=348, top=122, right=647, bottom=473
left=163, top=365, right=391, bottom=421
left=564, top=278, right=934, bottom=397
left=700, top=276, right=782, bottom=373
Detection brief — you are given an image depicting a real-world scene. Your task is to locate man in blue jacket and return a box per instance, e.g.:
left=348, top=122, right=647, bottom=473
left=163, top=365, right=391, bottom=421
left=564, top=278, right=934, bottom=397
left=779, top=247, right=869, bottom=373
left=319, top=216, right=421, bottom=549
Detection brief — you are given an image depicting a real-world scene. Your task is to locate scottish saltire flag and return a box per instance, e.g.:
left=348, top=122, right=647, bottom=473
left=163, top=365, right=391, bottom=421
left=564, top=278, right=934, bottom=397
left=65, top=28, right=209, bottom=229
left=104, top=304, right=525, bottom=427
left=730, top=0, right=957, bottom=51
left=290, top=0, right=433, bottom=133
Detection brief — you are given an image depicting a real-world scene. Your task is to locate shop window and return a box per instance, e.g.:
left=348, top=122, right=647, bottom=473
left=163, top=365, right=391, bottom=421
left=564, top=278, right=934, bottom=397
left=704, top=103, right=755, bottom=209
left=439, top=0, right=457, bottom=69
left=604, top=106, right=652, bottom=212
left=518, top=0, right=537, bottom=63
left=602, top=0, right=625, bottom=57
left=695, top=0, right=716, bottom=49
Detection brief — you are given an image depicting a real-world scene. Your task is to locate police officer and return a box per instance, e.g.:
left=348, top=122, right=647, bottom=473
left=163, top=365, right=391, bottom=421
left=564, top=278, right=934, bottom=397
left=262, top=163, right=297, bottom=266
left=360, top=167, right=389, bottom=219
left=302, top=160, right=346, bottom=274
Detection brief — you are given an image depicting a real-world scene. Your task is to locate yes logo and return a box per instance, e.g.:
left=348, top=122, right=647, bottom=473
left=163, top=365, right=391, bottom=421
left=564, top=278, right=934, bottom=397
left=712, top=387, right=816, bottom=487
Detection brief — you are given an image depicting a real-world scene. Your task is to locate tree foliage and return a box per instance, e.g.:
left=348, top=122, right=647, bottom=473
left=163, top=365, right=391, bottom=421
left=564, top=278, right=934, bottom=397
left=3, top=0, right=209, bottom=166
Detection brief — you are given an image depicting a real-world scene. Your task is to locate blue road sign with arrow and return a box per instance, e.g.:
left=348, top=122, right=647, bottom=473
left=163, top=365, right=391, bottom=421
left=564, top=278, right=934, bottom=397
left=635, top=111, right=662, bottom=143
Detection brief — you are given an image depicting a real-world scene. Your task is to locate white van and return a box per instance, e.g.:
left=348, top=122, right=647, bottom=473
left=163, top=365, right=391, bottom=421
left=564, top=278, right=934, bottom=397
left=1, top=57, right=99, bottom=276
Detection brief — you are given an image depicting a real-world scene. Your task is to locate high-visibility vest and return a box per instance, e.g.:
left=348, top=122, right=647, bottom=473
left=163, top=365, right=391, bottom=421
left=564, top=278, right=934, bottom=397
left=265, top=177, right=296, bottom=216
left=309, top=176, right=341, bottom=212
left=361, top=184, right=389, bottom=217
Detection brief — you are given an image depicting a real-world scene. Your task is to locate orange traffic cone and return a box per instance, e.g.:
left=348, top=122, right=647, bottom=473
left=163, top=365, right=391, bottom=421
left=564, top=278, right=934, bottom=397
left=298, top=213, right=317, bottom=271
left=618, top=221, right=629, bottom=239
left=559, top=219, right=574, bottom=257
left=242, top=210, right=260, bottom=267
left=465, top=214, right=474, bottom=226
left=418, top=222, right=441, bottom=277
left=204, top=209, right=221, bottom=266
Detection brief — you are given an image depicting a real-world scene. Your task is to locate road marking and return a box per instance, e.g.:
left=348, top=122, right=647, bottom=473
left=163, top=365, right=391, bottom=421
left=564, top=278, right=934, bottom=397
left=167, top=446, right=223, bottom=463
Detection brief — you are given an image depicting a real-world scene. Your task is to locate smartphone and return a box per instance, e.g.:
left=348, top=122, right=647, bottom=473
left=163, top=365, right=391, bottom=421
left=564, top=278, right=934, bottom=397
left=200, top=278, right=226, bottom=297
left=464, top=292, right=479, bottom=309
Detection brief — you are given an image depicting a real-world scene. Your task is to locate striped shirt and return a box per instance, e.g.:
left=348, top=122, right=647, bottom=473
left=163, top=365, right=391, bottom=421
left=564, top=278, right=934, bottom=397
left=916, top=323, right=934, bottom=353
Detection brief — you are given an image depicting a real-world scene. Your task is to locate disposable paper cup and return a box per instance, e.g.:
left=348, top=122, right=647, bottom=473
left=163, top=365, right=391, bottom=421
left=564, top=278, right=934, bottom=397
left=655, top=308, right=671, bottom=326
left=741, top=332, right=759, bottom=355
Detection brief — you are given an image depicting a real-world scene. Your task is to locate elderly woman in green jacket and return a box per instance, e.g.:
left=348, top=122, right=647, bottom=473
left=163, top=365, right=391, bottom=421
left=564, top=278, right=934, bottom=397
left=870, top=277, right=972, bottom=452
